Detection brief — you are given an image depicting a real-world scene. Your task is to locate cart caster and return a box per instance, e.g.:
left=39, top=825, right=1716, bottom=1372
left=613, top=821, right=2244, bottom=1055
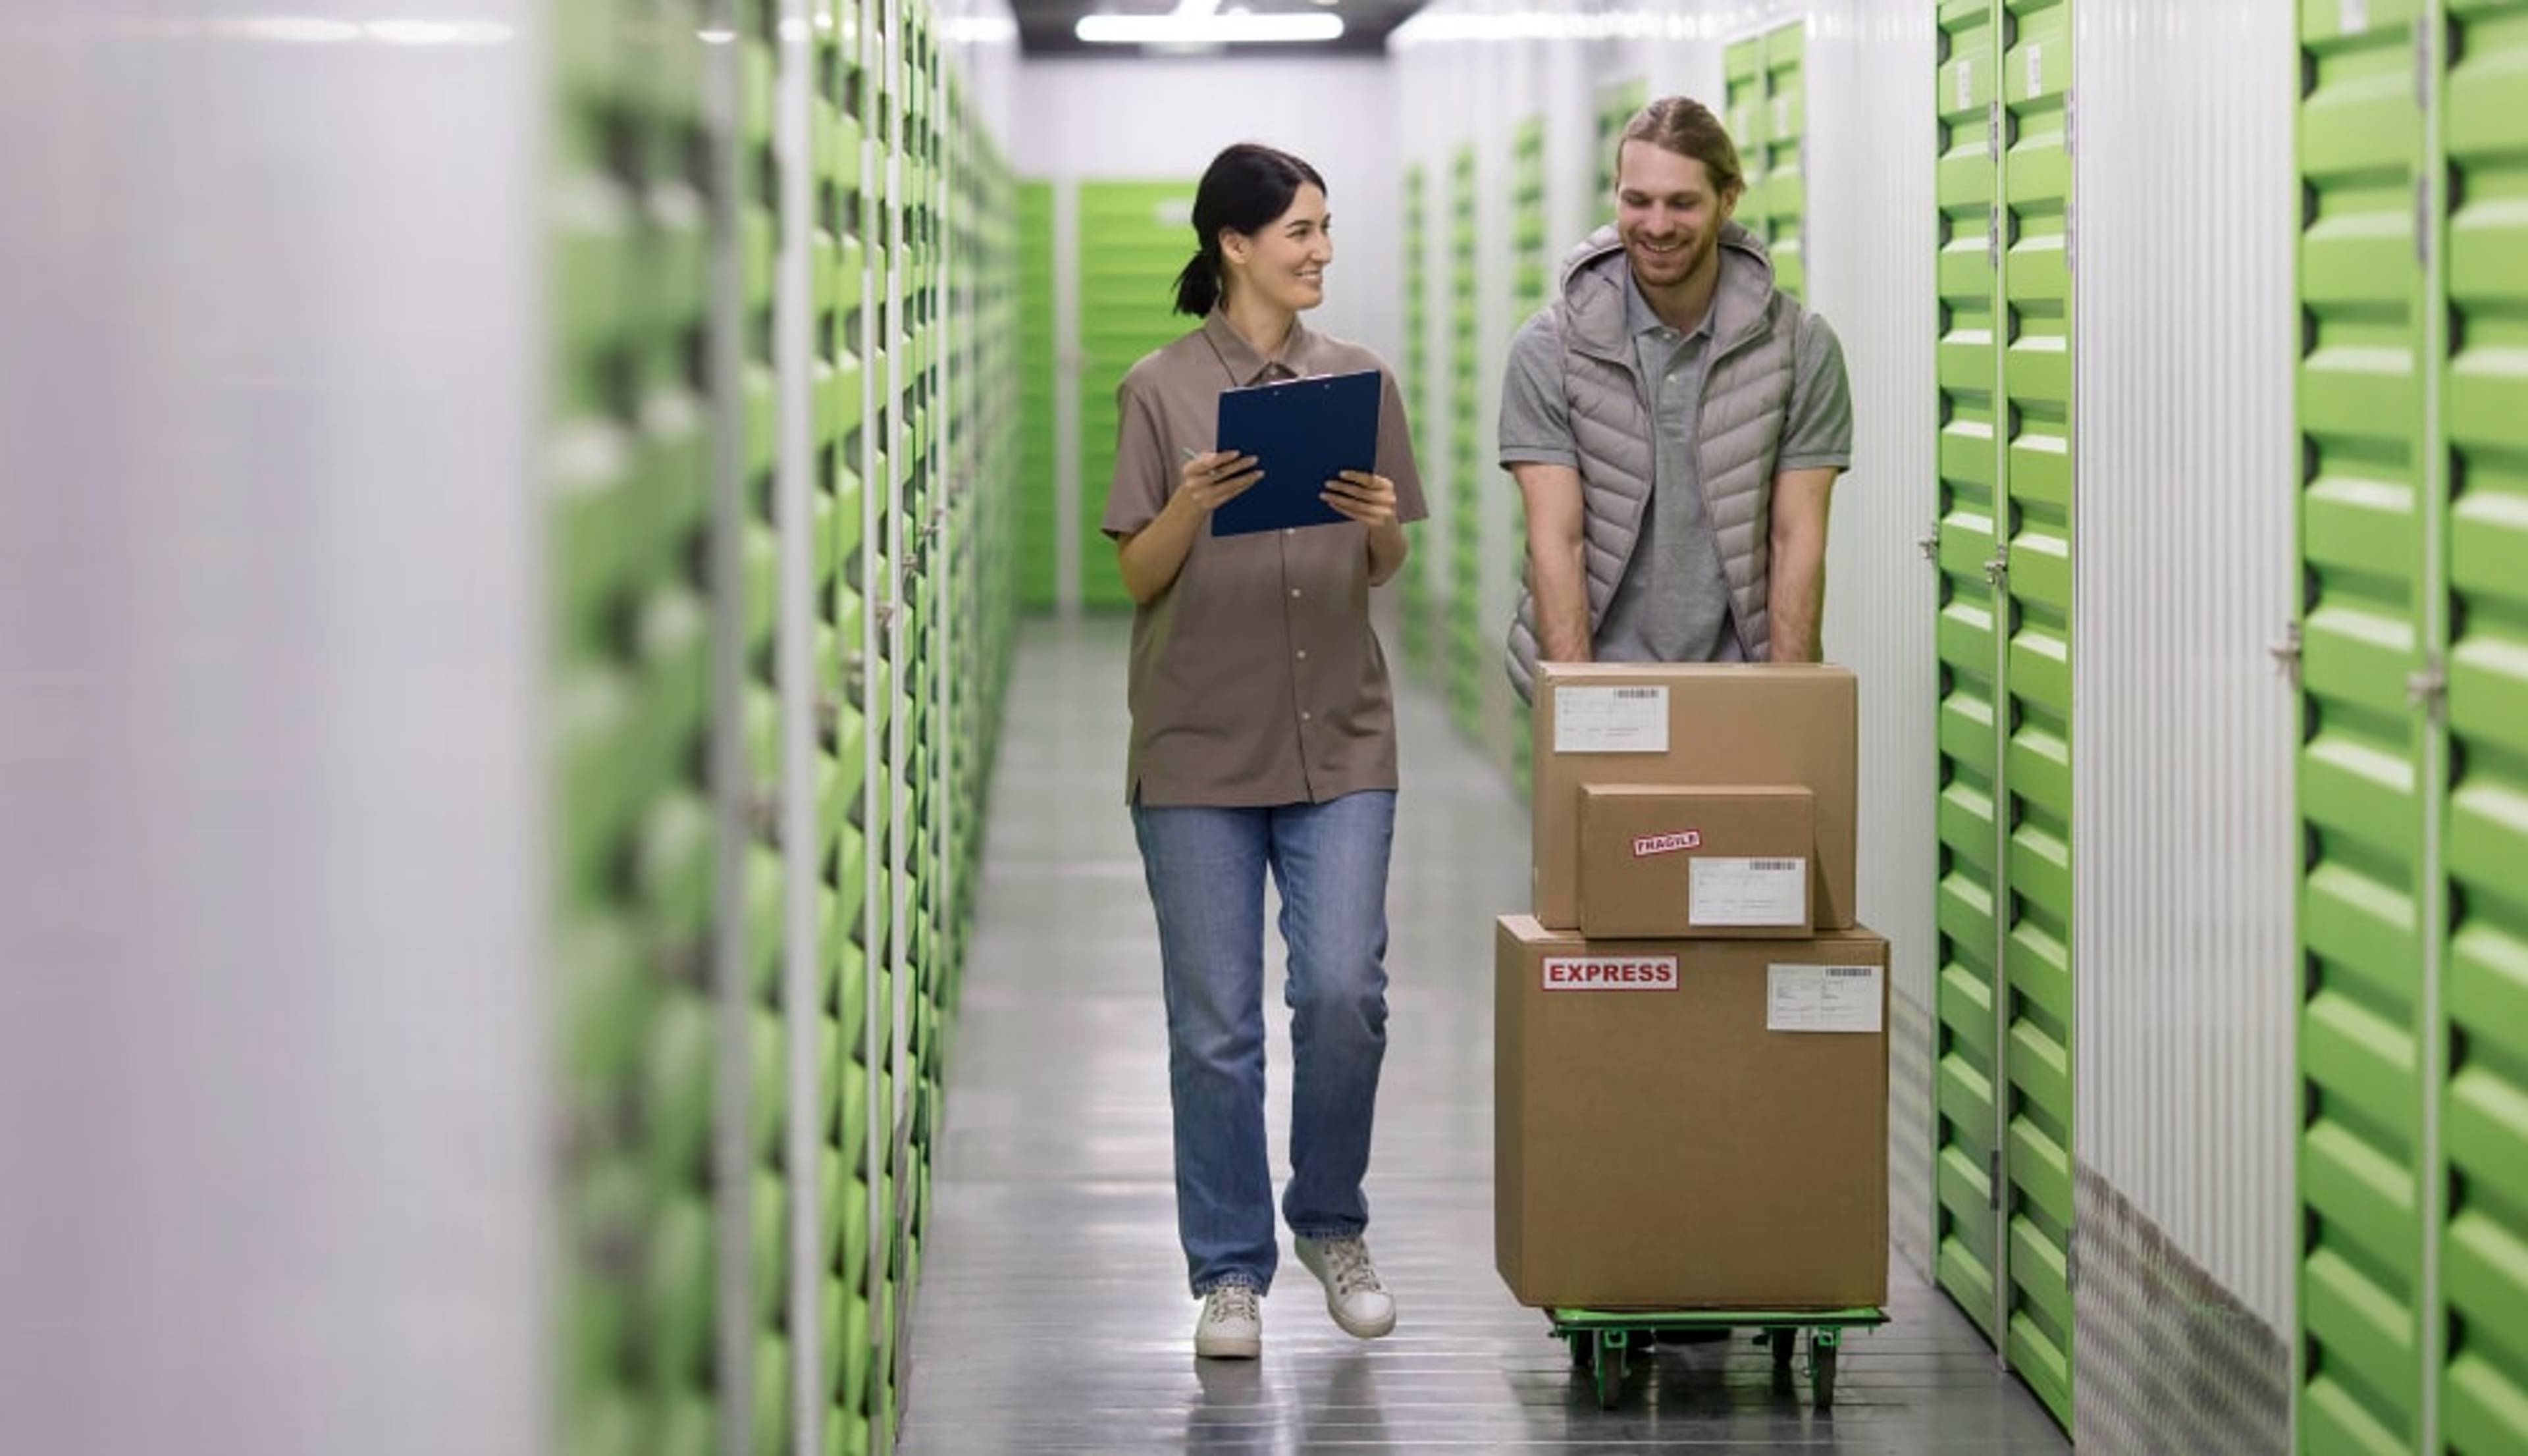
left=1592, top=1330, right=1629, bottom=1410
left=1811, top=1328, right=1839, bottom=1411
left=1568, top=1332, right=1591, bottom=1372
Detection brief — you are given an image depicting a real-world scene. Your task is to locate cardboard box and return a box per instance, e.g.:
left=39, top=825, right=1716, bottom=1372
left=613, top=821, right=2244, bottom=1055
left=1533, top=662, right=1856, bottom=931
left=1579, top=784, right=1815, bottom=939
left=1494, top=915, right=1889, bottom=1311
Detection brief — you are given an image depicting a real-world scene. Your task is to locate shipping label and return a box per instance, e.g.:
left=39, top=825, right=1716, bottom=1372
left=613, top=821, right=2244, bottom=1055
left=1766, top=963, right=1883, bottom=1033
left=1689, top=857, right=1808, bottom=926
left=1552, top=685, right=1669, bottom=754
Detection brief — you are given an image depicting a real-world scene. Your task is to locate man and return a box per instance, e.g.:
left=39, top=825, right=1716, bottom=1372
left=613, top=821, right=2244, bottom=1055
left=1501, top=95, right=1851, bottom=697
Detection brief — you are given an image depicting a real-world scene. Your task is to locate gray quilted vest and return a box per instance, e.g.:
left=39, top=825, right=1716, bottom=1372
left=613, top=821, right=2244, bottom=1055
left=1505, top=221, right=1804, bottom=702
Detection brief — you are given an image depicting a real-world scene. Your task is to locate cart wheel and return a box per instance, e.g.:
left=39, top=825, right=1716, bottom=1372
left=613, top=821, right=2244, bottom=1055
left=1767, top=1327, right=1795, bottom=1368
left=1593, top=1331, right=1626, bottom=1410
left=1567, top=1332, right=1591, bottom=1371
left=1811, top=1330, right=1839, bottom=1411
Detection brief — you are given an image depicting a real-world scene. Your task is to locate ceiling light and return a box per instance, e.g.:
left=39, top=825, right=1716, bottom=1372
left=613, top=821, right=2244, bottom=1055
left=1075, top=11, right=1344, bottom=43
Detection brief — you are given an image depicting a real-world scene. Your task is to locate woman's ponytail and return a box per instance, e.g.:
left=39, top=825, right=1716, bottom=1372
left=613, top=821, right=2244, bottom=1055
left=1172, top=246, right=1221, bottom=317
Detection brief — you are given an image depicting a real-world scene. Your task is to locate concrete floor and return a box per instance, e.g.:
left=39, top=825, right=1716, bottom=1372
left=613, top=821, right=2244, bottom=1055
left=898, top=615, right=2070, bottom=1453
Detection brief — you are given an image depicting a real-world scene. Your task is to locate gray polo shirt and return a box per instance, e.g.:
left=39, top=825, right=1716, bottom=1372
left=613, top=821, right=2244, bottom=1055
left=1500, top=255, right=1853, bottom=662
left=1101, top=311, right=1428, bottom=807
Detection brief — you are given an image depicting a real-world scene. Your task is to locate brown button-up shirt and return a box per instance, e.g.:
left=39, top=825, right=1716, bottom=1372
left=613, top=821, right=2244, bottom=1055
left=1101, top=311, right=1429, bottom=807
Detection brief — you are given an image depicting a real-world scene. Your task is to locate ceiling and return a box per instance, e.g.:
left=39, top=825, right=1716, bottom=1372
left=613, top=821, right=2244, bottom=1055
left=1009, top=0, right=1430, bottom=57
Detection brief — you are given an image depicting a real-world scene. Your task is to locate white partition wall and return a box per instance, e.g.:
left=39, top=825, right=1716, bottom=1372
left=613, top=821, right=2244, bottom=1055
left=2072, top=0, right=2300, bottom=1448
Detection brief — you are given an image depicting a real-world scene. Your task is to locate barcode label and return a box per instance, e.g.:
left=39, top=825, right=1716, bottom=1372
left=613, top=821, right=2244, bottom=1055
left=1689, top=857, right=1808, bottom=927
left=1768, top=964, right=1883, bottom=1033
left=1554, top=685, right=1669, bottom=754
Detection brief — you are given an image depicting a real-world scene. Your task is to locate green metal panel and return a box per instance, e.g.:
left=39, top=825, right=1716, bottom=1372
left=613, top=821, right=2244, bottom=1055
left=1762, top=20, right=1808, bottom=300
left=1076, top=180, right=1199, bottom=611
left=1933, top=0, right=2006, bottom=1355
left=1593, top=78, right=1649, bottom=222
left=1508, top=116, right=1551, bottom=795
left=2296, top=0, right=2435, bottom=1451
left=1016, top=182, right=1056, bottom=608
left=2000, top=0, right=2074, bottom=1426
left=1447, top=147, right=1484, bottom=741
left=1400, top=163, right=1436, bottom=678
left=2442, top=3, right=2528, bottom=1451
left=1725, top=37, right=1770, bottom=246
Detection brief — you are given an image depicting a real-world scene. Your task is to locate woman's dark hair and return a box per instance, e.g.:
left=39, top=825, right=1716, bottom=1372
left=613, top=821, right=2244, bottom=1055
left=1172, top=143, right=1328, bottom=317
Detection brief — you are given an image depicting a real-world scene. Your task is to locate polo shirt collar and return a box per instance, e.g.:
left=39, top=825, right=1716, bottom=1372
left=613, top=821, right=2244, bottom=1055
left=1203, top=309, right=1315, bottom=385
left=1624, top=251, right=1725, bottom=345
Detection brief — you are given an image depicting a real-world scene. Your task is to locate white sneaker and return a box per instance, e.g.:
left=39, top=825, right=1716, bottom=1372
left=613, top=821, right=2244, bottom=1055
left=1294, top=1235, right=1396, bottom=1339
left=1194, top=1284, right=1262, bottom=1359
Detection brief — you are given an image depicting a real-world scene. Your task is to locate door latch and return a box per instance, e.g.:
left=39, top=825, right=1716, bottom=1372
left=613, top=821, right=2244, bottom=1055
left=1918, top=523, right=1941, bottom=562
left=1983, top=544, right=2011, bottom=587
left=2408, top=652, right=2448, bottom=719
left=2269, top=621, right=2304, bottom=685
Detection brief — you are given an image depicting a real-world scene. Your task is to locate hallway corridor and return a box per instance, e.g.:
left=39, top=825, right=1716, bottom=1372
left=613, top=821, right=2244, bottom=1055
left=896, top=618, right=2069, bottom=1453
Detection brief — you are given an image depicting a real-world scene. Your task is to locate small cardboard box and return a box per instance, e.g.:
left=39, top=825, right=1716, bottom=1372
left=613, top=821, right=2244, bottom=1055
left=1533, top=662, right=1856, bottom=931
left=1578, top=785, right=1815, bottom=939
left=1494, top=915, right=1890, bottom=1311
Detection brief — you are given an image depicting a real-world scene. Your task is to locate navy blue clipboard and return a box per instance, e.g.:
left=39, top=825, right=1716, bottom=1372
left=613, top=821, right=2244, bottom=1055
left=1207, top=368, right=1381, bottom=538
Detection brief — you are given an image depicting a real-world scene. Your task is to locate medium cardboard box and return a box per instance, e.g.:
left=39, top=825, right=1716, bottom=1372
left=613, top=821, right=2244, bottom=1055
left=1578, top=784, right=1815, bottom=939
left=1494, top=915, right=1889, bottom=1311
left=1533, top=662, right=1856, bottom=931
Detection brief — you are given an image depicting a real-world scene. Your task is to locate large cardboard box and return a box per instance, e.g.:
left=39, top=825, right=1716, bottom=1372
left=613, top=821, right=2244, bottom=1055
left=1533, top=662, right=1856, bottom=931
left=1494, top=915, right=1889, bottom=1311
left=1578, top=784, right=1815, bottom=939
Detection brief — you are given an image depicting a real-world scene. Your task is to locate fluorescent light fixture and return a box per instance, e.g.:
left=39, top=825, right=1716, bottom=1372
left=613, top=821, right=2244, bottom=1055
left=1075, top=11, right=1344, bottom=43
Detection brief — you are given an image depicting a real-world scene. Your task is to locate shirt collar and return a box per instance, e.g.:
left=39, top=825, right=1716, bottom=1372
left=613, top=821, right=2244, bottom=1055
left=1202, top=309, right=1315, bottom=385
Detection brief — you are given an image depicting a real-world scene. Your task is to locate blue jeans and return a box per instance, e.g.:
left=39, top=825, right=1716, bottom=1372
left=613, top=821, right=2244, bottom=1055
left=1130, top=791, right=1396, bottom=1297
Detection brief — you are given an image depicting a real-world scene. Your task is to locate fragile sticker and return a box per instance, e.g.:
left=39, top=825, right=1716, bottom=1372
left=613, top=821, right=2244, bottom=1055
left=1552, top=685, right=1669, bottom=754
left=1690, top=858, right=1808, bottom=926
left=1544, top=956, right=1679, bottom=992
left=1766, top=964, right=1883, bottom=1033
left=1633, top=829, right=1702, bottom=858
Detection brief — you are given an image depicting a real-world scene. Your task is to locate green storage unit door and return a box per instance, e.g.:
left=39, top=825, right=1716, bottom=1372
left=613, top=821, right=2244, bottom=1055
left=1400, top=161, right=1435, bottom=677
left=1593, top=78, right=1648, bottom=221
left=1725, top=36, right=1770, bottom=246
left=2440, top=3, right=2528, bottom=1451
left=1761, top=21, right=1807, bottom=299
left=1076, top=180, right=1199, bottom=611
left=1016, top=183, right=1057, bottom=609
left=1510, top=117, right=1549, bottom=794
left=2296, top=1, right=2436, bottom=1452
left=1446, top=146, right=1483, bottom=741
left=1999, top=0, right=2074, bottom=1426
left=1932, top=0, right=2006, bottom=1355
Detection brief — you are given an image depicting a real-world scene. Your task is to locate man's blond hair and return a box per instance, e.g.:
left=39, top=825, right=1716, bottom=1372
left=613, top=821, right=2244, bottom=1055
left=1617, top=96, right=1745, bottom=199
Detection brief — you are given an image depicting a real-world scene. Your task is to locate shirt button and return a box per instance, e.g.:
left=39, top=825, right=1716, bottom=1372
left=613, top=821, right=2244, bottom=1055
left=1296, top=649, right=1308, bottom=661
left=1283, top=527, right=1296, bottom=536
left=1290, top=588, right=1302, bottom=599
left=1301, top=711, right=1313, bottom=722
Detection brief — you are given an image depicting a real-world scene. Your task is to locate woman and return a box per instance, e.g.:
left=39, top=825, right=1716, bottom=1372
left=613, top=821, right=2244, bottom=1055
left=1099, top=142, right=1427, bottom=1361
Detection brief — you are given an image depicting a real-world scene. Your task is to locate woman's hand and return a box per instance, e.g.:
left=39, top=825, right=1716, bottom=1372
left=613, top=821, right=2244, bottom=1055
left=1322, top=470, right=1398, bottom=528
left=1171, top=450, right=1261, bottom=517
